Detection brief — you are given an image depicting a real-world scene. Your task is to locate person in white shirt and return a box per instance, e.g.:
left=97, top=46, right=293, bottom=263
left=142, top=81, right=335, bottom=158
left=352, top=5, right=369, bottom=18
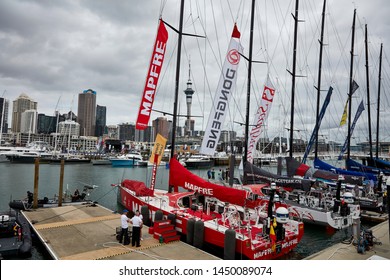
left=139, top=213, right=144, bottom=240
left=119, top=209, right=130, bottom=245
left=130, top=210, right=143, bottom=247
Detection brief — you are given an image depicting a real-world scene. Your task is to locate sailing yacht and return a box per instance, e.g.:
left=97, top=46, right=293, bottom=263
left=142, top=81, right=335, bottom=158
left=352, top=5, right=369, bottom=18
left=115, top=0, right=304, bottom=260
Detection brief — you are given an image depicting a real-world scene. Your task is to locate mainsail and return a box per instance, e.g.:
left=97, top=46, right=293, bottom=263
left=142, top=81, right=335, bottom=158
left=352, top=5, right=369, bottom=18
left=247, top=78, right=276, bottom=163
left=200, top=24, right=243, bottom=155
left=136, top=20, right=169, bottom=130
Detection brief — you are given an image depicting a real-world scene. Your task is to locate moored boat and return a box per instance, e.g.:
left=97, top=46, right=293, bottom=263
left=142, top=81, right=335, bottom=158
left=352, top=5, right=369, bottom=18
left=9, top=185, right=97, bottom=211
left=110, top=152, right=143, bottom=167
left=0, top=209, right=32, bottom=258
left=182, top=154, right=214, bottom=169
left=116, top=157, right=304, bottom=260
left=244, top=161, right=360, bottom=229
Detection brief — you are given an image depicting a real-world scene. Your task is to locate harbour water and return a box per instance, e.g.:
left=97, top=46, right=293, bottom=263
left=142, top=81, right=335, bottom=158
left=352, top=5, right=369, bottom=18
left=0, top=161, right=369, bottom=260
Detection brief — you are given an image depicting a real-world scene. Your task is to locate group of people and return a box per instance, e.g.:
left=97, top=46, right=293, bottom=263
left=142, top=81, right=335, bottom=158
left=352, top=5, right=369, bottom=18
left=119, top=209, right=143, bottom=247
left=207, top=168, right=230, bottom=181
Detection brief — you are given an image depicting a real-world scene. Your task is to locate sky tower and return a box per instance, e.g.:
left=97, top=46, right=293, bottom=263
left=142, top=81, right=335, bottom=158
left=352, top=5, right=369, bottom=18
left=183, top=60, right=195, bottom=136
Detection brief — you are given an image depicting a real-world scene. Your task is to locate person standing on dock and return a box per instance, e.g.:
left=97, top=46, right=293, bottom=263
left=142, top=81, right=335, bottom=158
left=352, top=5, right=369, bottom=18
left=27, top=191, right=33, bottom=204
left=119, top=209, right=130, bottom=245
left=130, top=210, right=143, bottom=247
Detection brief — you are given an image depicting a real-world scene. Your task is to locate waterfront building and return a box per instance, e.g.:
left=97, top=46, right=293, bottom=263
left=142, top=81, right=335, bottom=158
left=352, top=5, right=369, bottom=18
left=77, top=89, right=96, bottom=136
left=58, top=120, right=80, bottom=137
left=0, top=97, right=9, bottom=135
left=37, top=113, right=57, bottom=134
left=135, top=125, right=154, bottom=142
left=118, top=123, right=135, bottom=141
left=152, top=117, right=169, bottom=140
left=106, top=125, right=119, bottom=139
left=20, top=109, right=38, bottom=135
left=11, top=93, right=37, bottom=133
left=95, top=105, right=106, bottom=137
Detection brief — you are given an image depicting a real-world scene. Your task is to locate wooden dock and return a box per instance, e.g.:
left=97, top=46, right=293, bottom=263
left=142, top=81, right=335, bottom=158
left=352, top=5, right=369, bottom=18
left=22, top=204, right=219, bottom=260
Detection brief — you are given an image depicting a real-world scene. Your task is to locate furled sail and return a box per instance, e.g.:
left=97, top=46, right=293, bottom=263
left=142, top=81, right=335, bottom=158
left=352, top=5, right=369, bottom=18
left=247, top=78, right=276, bottom=163
left=200, top=24, right=243, bottom=155
left=136, top=20, right=169, bottom=130
left=302, top=86, right=333, bottom=163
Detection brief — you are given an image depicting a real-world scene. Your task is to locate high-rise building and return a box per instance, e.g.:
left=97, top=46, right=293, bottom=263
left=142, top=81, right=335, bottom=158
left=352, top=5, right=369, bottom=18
left=118, top=123, right=136, bottom=141
left=20, top=109, right=38, bottom=134
left=37, top=113, right=57, bottom=134
left=0, top=97, right=9, bottom=134
left=152, top=117, right=169, bottom=140
left=95, top=105, right=106, bottom=137
left=11, top=93, right=37, bottom=133
left=135, top=125, right=153, bottom=142
left=58, top=120, right=80, bottom=136
left=77, top=89, right=96, bottom=136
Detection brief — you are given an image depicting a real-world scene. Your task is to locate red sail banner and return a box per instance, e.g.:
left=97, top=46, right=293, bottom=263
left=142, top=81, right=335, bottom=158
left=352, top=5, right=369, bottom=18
left=168, top=157, right=250, bottom=206
left=136, top=20, right=169, bottom=130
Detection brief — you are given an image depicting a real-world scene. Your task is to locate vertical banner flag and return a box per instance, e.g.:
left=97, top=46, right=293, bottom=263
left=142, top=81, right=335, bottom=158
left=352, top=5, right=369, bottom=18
left=338, top=100, right=365, bottom=160
left=149, top=133, right=167, bottom=165
left=339, top=100, right=348, bottom=127
left=200, top=24, right=243, bottom=155
left=136, top=20, right=169, bottom=130
left=149, top=153, right=159, bottom=192
left=247, top=78, right=276, bottom=163
left=302, top=86, right=333, bottom=163
left=339, top=80, right=359, bottom=127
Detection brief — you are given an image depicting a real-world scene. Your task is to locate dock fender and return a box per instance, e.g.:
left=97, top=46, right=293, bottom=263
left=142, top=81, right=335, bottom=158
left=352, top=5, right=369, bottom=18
left=154, top=210, right=163, bottom=223
left=193, top=220, right=204, bottom=248
left=224, top=229, right=236, bottom=260
left=141, top=205, right=151, bottom=226
left=186, top=218, right=195, bottom=245
left=167, top=213, right=176, bottom=226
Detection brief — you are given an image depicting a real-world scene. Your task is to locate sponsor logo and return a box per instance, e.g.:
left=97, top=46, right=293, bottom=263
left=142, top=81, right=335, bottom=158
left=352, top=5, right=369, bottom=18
left=227, top=49, right=240, bottom=65
left=184, top=182, right=213, bottom=195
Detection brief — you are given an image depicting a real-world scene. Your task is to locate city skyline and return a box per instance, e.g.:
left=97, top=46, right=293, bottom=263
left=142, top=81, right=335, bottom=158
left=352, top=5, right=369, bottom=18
left=1, top=1, right=390, bottom=145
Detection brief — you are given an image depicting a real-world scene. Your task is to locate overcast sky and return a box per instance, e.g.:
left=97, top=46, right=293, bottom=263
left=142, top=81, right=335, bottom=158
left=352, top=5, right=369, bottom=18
left=1, top=0, right=389, bottom=145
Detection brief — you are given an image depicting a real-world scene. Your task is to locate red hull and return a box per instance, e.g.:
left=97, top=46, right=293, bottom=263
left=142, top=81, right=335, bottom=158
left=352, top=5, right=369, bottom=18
left=119, top=187, right=304, bottom=260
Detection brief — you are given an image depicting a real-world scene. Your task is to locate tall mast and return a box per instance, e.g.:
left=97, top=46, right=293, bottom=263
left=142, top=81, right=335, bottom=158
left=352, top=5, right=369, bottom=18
left=289, top=0, right=300, bottom=158
left=0, top=90, right=6, bottom=144
left=346, top=9, right=356, bottom=160
left=314, top=0, right=326, bottom=159
left=375, top=43, right=383, bottom=158
left=243, top=0, right=256, bottom=164
left=365, top=24, right=373, bottom=159
left=170, top=0, right=185, bottom=159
